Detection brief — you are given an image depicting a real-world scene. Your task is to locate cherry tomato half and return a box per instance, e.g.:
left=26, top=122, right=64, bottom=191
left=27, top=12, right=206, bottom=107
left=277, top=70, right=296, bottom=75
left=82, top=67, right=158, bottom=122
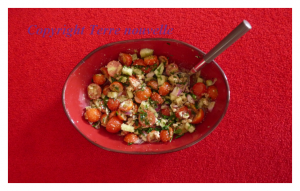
left=93, top=74, right=106, bottom=85
left=144, top=55, right=159, bottom=66
left=132, top=59, right=146, bottom=66
left=136, top=87, right=152, bottom=101
left=84, top=108, right=101, bottom=122
left=100, top=114, right=108, bottom=127
left=102, top=85, right=110, bottom=96
left=119, top=99, right=134, bottom=112
left=147, top=80, right=158, bottom=90
left=147, top=130, right=160, bottom=142
left=158, top=82, right=171, bottom=96
left=106, top=116, right=122, bottom=133
left=119, top=53, right=132, bottom=66
left=207, top=85, right=218, bottom=100
left=110, top=82, right=124, bottom=92
left=100, top=67, right=109, bottom=79
left=158, top=56, right=168, bottom=66
left=161, top=107, right=171, bottom=116
left=128, top=76, right=140, bottom=90
left=87, top=83, right=102, bottom=99
left=117, top=109, right=127, bottom=121
left=165, top=63, right=179, bottom=76
left=175, top=106, right=190, bottom=120
left=124, top=133, right=138, bottom=144
left=160, top=127, right=174, bottom=142
left=107, top=60, right=122, bottom=77
left=191, top=108, right=204, bottom=124
left=151, top=92, right=164, bottom=104
left=192, top=82, right=206, bottom=97
left=141, top=65, right=154, bottom=74
left=139, top=110, right=156, bottom=127
left=109, top=111, right=117, bottom=119
left=107, top=98, right=120, bottom=111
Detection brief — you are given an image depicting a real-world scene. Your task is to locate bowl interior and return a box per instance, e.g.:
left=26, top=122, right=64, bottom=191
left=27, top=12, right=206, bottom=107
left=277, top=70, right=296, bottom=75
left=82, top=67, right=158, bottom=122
left=62, top=38, right=230, bottom=154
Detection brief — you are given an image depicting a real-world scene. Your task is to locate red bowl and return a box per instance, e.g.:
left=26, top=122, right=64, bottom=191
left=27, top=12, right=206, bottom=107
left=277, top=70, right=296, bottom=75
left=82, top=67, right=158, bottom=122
left=62, top=38, right=230, bottom=154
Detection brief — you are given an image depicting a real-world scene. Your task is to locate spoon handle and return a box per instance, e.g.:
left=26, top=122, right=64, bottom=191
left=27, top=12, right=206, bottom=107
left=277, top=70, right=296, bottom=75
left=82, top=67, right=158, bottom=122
left=191, top=20, right=252, bottom=73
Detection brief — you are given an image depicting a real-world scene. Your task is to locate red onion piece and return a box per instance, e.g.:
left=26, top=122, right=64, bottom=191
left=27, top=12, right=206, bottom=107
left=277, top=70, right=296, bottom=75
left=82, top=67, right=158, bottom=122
left=161, top=104, right=169, bottom=109
left=170, top=87, right=182, bottom=97
left=124, top=110, right=133, bottom=115
left=134, top=138, right=145, bottom=145
left=208, top=101, right=215, bottom=112
left=187, top=94, right=195, bottom=104
left=155, top=105, right=161, bottom=112
left=117, top=91, right=123, bottom=97
left=146, top=71, right=155, bottom=78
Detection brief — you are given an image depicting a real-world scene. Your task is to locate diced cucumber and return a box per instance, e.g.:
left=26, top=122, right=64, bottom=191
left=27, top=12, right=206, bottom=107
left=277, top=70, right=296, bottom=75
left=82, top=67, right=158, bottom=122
left=159, top=119, right=168, bottom=127
left=197, top=77, right=204, bottom=83
left=185, top=123, right=195, bottom=133
left=121, top=66, right=132, bottom=76
left=175, top=97, right=183, bottom=106
left=116, top=76, right=128, bottom=83
left=157, top=75, right=166, bottom=86
left=126, top=90, right=133, bottom=99
left=107, top=92, right=118, bottom=99
left=140, top=48, right=154, bottom=58
left=122, top=66, right=133, bottom=76
left=121, top=124, right=135, bottom=132
left=138, top=101, right=151, bottom=112
left=131, top=53, right=138, bottom=62
left=154, top=63, right=164, bottom=77
left=206, top=80, right=213, bottom=86
left=145, top=77, right=153, bottom=82
left=132, top=67, right=143, bottom=75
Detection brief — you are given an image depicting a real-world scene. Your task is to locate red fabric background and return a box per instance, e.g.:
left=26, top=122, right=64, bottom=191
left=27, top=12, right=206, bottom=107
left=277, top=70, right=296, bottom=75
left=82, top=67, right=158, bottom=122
left=8, top=8, right=292, bottom=183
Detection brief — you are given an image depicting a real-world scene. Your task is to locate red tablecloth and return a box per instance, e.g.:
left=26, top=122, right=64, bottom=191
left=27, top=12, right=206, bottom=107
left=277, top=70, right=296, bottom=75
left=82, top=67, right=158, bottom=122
left=8, top=8, right=292, bottom=183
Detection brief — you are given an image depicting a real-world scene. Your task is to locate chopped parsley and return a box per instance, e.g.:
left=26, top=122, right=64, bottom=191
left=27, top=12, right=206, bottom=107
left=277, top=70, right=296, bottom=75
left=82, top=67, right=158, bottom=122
left=175, top=134, right=184, bottom=139
left=174, top=128, right=182, bottom=134
left=162, top=121, right=174, bottom=130
left=113, top=85, right=119, bottom=91
left=146, top=128, right=153, bottom=133
left=190, top=93, right=197, bottom=99
left=92, top=122, right=99, bottom=127
left=128, top=142, right=134, bottom=145
left=111, top=77, right=117, bottom=82
left=149, top=98, right=158, bottom=108
left=103, top=96, right=109, bottom=106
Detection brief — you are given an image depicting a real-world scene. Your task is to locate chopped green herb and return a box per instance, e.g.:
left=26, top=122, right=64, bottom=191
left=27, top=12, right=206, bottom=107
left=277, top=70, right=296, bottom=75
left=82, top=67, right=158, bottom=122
left=92, top=122, right=99, bottom=127
left=190, top=93, right=197, bottom=99
left=146, top=128, right=153, bottom=133
left=137, top=128, right=143, bottom=134
left=175, top=134, right=184, bottom=139
left=128, top=142, right=134, bottom=145
left=174, top=128, right=182, bottom=134
left=111, top=77, right=117, bottom=82
left=167, top=42, right=170, bottom=45
left=114, top=85, right=119, bottom=91
left=162, top=121, right=174, bottom=130
left=103, top=96, right=109, bottom=106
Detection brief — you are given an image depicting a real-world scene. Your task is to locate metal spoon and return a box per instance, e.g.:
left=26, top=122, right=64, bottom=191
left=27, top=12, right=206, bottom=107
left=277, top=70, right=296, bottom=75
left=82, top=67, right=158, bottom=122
left=176, top=20, right=252, bottom=86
